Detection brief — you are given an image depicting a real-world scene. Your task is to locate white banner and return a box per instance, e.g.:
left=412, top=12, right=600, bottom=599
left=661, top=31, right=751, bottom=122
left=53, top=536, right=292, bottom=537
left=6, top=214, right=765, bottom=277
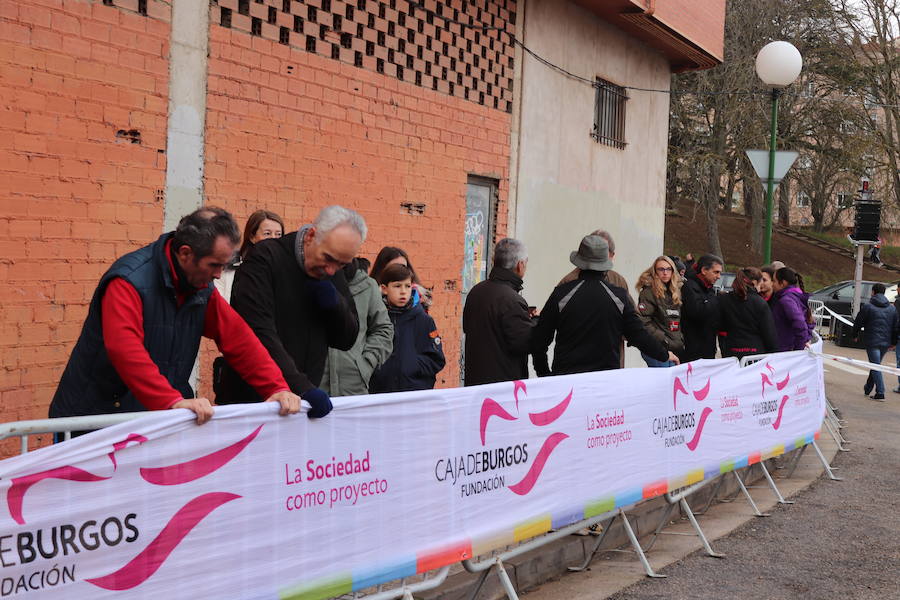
left=0, top=349, right=825, bottom=599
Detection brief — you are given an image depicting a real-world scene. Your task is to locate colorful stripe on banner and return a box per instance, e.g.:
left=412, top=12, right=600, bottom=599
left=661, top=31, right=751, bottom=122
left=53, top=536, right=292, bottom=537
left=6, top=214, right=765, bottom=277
left=352, top=557, right=417, bottom=591
left=762, top=444, right=785, bottom=460
left=282, top=427, right=824, bottom=599
left=614, top=487, right=643, bottom=508
left=416, top=541, right=473, bottom=573
left=642, top=479, right=667, bottom=499
left=584, top=496, right=615, bottom=518
left=279, top=573, right=352, bottom=600
left=472, top=529, right=515, bottom=556
left=552, top=508, right=585, bottom=530
left=514, top=515, right=552, bottom=542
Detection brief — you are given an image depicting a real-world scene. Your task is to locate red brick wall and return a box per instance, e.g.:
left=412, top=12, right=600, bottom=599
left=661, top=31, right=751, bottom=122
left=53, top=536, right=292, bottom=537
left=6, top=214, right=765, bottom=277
left=203, top=25, right=511, bottom=391
left=1, top=0, right=513, bottom=450
left=0, top=0, right=170, bottom=450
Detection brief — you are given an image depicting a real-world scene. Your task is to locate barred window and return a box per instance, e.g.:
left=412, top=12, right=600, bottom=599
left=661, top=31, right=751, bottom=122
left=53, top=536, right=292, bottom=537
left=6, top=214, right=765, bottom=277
left=592, top=78, right=628, bottom=149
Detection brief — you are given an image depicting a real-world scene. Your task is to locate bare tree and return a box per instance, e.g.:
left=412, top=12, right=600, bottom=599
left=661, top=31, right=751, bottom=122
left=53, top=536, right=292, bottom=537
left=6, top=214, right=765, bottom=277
left=832, top=0, right=900, bottom=209
left=668, top=0, right=876, bottom=255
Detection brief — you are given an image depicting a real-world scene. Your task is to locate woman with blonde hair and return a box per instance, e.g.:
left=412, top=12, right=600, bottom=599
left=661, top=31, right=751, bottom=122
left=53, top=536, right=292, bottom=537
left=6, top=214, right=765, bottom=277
left=635, top=255, right=684, bottom=367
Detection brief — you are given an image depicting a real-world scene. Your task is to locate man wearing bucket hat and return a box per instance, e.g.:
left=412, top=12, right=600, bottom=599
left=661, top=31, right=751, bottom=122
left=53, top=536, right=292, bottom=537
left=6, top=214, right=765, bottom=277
left=531, top=235, right=679, bottom=375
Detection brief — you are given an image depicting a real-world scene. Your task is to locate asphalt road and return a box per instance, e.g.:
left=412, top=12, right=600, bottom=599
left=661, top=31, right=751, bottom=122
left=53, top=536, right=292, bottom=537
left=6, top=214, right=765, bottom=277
left=606, top=343, right=900, bottom=600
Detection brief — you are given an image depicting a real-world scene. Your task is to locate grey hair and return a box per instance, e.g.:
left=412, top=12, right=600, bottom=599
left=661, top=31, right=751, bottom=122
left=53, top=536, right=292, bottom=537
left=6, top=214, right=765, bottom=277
left=493, top=238, right=528, bottom=270
left=591, top=230, right=614, bottom=254
left=313, top=205, right=368, bottom=242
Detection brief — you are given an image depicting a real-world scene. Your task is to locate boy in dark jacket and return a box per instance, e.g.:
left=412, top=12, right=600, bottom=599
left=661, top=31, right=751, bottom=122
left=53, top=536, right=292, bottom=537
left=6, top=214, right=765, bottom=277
left=370, top=264, right=445, bottom=393
left=852, top=282, right=898, bottom=401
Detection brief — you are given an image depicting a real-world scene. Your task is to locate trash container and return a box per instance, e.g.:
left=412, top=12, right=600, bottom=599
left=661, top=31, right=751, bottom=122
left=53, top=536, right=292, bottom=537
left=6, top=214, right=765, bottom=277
left=831, top=317, right=865, bottom=349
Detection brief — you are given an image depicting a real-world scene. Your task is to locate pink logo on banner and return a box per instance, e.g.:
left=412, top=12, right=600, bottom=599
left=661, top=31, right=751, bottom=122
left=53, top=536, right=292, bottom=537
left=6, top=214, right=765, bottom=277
left=7, top=434, right=148, bottom=525
left=86, top=492, right=241, bottom=591
left=479, top=381, right=571, bottom=496
left=5, top=426, right=263, bottom=590
left=761, top=362, right=792, bottom=430
left=671, top=363, right=714, bottom=451
left=672, top=363, right=711, bottom=410
left=685, top=407, right=713, bottom=451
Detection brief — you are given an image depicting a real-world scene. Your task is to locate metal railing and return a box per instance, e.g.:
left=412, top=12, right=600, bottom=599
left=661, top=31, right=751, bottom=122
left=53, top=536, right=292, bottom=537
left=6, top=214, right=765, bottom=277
left=0, top=346, right=842, bottom=600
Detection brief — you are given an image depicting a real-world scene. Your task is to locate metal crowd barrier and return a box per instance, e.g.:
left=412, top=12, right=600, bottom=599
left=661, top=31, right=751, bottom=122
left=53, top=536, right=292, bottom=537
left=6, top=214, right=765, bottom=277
left=808, top=299, right=829, bottom=329
left=0, top=342, right=844, bottom=600
left=0, top=412, right=150, bottom=452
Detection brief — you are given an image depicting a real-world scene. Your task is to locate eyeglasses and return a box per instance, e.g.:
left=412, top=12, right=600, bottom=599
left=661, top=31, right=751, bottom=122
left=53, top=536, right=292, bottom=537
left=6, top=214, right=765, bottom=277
left=655, top=267, right=674, bottom=273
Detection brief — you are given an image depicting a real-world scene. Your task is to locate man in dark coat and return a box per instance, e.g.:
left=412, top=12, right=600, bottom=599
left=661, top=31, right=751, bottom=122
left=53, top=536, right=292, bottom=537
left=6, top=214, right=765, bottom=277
left=531, top=235, right=679, bottom=375
left=463, top=238, right=535, bottom=386
left=50, top=207, right=301, bottom=428
left=852, top=282, right=898, bottom=400
left=217, top=206, right=363, bottom=416
left=681, top=254, right=723, bottom=361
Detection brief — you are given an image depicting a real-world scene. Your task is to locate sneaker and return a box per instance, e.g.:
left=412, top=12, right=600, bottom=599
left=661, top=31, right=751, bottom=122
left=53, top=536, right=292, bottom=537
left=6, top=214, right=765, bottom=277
left=872, top=393, right=886, bottom=401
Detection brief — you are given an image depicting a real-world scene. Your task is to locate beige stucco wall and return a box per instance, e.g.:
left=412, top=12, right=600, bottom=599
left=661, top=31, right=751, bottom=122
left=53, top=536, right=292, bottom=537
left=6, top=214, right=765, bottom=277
left=511, top=0, right=672, bottom=367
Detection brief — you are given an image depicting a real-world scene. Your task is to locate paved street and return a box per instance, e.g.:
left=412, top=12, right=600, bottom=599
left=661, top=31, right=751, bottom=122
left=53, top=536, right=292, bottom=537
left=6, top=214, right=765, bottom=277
left=524, top=342, right=900, bottom=600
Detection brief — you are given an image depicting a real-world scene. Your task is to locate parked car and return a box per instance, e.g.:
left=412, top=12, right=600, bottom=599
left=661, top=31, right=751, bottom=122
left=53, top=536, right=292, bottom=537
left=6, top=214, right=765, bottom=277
left=713, top=272, right=736, bottom=295
left=808, top=280, right=898, bottom=317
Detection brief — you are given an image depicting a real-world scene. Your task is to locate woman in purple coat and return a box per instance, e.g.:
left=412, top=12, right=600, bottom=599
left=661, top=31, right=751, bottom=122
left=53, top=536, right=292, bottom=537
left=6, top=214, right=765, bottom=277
left=770, top=267, right=814, bottom=351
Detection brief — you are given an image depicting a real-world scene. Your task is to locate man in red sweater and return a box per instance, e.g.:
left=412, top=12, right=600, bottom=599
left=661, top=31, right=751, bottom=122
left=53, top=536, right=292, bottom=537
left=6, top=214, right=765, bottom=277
left=50, top=207, right=301, bottom=426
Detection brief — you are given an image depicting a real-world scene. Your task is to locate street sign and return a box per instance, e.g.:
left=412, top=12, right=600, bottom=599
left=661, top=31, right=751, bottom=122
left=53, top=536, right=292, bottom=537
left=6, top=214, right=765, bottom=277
left=746, top=150, right=799, bottom=184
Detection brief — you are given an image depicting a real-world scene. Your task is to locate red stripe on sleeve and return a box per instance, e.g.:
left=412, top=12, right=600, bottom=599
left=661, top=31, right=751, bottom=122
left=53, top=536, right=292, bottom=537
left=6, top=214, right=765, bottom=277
left=101, top=279, right=183, bottom=410
left=203, top=290, right=290, bottom=400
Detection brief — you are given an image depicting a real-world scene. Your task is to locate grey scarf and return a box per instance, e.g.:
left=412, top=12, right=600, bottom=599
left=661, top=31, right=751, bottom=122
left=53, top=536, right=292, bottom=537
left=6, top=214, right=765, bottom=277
left=294, top=224, right=313, bottom=274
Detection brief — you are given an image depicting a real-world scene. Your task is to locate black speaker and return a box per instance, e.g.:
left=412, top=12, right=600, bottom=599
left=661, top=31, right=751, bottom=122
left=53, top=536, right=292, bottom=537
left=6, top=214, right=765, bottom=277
left=853, top=201, right=881, bottom=242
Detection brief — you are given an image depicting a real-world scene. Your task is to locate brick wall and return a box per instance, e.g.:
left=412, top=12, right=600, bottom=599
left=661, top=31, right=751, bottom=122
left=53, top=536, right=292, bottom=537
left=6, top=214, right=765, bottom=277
left=203, top=23, right=511, bottom=391
left=1, top=0, right=513, bottom=452
left=0, top=0, right=170, bottom=451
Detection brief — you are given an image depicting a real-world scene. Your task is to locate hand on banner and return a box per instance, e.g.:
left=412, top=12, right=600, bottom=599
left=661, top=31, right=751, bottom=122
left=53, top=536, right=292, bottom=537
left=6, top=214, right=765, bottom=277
left=172, top=397, right=215, bottom=425
left=266, top=390, right=301, bottom=416
left=301, top=387, right=333, bottom=419
left=667, top=351, right=681, bottom=365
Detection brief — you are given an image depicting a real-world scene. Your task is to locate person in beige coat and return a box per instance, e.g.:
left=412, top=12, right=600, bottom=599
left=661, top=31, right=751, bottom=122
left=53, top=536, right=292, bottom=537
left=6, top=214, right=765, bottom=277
left=634, top=255, right=684, bottom=367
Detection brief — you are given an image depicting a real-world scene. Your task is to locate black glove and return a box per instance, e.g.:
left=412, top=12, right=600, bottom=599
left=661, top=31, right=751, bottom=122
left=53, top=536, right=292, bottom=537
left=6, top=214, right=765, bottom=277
left=301, top=387, right=333, bottom=419
left=308, top=279, right=339, bottom=310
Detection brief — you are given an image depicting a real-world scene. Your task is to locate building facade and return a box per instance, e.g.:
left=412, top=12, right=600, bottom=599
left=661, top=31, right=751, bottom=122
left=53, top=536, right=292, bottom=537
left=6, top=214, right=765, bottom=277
left=0, top=0, right=723, bottom=447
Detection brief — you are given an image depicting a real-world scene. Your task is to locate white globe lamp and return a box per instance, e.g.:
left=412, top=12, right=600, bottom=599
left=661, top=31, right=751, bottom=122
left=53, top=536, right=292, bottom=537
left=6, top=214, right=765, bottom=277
left=755, top=41, right=802, bottom=263
left=755, top=41, right=803, bottom=87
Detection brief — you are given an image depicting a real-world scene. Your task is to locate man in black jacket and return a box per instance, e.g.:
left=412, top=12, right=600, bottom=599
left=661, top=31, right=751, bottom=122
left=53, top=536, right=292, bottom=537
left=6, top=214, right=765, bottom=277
left=463, top=238, right=535, bottom=386
left=531, top=235, right=678, bottom=375
left=217, top=206, right=364, bottom=416
left=681, top=254, right=723, bottom=361
left=852, top=282, right=898, bottom=400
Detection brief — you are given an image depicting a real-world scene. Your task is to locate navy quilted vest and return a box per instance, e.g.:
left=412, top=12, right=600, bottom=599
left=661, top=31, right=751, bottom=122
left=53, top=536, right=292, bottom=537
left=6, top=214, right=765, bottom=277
left=49, top=233, right=213, bottom=417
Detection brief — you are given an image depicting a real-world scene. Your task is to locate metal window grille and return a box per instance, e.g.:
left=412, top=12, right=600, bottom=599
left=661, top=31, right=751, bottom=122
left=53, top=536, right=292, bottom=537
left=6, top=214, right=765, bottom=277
left=592, top=78, right=628, bottom=149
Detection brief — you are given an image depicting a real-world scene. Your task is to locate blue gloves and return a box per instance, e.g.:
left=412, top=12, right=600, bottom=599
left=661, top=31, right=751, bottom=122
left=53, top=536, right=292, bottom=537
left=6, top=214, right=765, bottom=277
left=302, top=387, right=333, bottom=419
left=308, top=279, right=339, bottom=310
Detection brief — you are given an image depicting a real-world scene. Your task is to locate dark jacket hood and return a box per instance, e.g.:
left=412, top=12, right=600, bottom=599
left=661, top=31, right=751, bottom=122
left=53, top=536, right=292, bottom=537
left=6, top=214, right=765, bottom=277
left=870, top=293, right=890, bottom=308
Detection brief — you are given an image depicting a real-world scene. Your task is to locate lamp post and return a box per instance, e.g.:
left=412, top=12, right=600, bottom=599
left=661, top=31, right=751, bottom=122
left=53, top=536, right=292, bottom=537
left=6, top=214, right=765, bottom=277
left=755, top=41, right=803, bottom=264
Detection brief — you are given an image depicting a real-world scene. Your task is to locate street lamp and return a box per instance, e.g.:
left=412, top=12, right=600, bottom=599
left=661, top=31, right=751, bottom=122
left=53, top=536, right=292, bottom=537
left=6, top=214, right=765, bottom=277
left=755, top=41, right=803, bottom=264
